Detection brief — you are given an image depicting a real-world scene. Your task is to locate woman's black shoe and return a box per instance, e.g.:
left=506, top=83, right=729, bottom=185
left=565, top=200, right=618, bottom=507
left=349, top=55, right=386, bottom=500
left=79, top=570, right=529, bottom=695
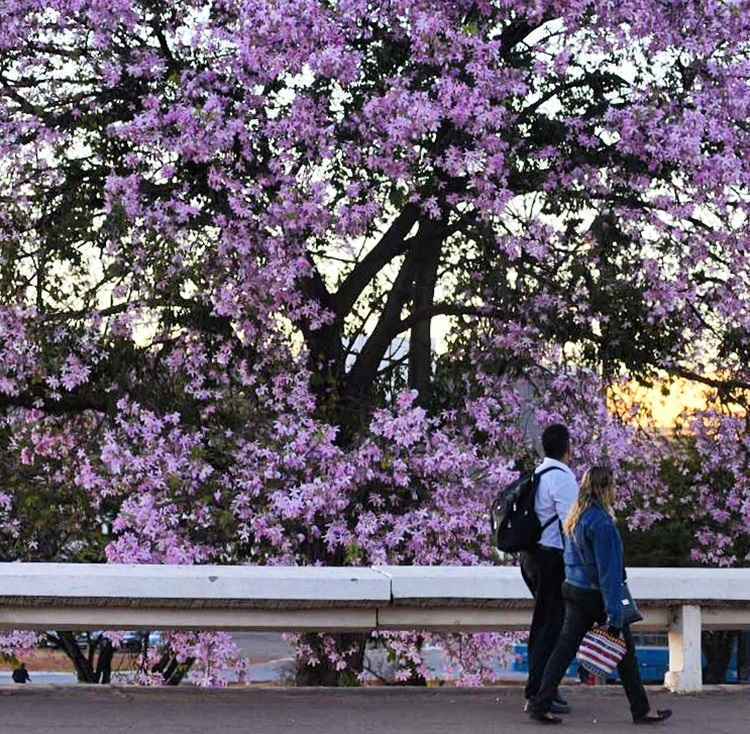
left=528, top=711, right=563, bottom=725
left=633, top=709, right=672, bottom=725
left=550, top=699, right=571, bottom=714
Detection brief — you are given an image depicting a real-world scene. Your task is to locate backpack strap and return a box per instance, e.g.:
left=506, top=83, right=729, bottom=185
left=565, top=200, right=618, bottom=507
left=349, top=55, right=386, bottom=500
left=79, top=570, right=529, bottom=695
left=533, top=466, right=565, bottom=481
left=534, top=466, right=566, bottom=534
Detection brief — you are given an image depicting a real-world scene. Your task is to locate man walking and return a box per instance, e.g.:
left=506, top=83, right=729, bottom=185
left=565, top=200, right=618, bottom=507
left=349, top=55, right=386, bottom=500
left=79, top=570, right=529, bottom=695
left=521, top=424, right=579, bottom=713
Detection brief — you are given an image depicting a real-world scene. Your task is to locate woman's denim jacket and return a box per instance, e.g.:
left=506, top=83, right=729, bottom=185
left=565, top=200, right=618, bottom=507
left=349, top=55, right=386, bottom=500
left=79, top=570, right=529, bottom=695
left=563, top=504, right=625, bottom=629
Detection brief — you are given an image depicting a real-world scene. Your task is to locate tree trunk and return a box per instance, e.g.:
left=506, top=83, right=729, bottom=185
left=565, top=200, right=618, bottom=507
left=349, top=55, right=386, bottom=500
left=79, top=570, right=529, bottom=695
left=344, top=222, right=446, bottom=407
left=151, top=651, right=195, bottom=685
left=95, top=638, right=114, bottom=684
left=408, top=236, right=441, bottom=404
left=165, top=657, right=195, bottom=685
left=58, top=631, right=97, bottom=683
left=294, top=633, right=368, bottom=687
left=298, top=220, right=445, bottom=685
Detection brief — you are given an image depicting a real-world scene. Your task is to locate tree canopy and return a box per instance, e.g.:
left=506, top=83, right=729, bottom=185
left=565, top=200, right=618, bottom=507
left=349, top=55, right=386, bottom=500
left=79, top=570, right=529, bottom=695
left=1, top=0, right=749, bottom=684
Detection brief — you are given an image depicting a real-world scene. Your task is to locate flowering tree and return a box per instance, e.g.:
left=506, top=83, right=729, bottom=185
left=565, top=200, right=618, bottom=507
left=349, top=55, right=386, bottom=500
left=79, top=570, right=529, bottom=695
left=612, top=399, right=750, bottom=683
left=2, top=0, right=750, bottom=685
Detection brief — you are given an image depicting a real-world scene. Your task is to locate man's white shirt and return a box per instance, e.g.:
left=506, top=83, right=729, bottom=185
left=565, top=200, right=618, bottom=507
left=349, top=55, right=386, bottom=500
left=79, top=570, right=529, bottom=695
left=534, top=457, right=579, bottom=550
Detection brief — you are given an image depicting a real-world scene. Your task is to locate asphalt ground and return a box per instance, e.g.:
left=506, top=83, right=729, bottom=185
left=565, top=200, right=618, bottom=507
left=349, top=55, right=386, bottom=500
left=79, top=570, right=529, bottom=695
left=1, top=684, right=748, bottom=734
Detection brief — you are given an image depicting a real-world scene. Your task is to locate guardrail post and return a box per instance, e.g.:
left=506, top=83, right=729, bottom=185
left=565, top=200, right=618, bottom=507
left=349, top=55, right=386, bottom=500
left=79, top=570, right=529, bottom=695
left=664, top=604, right=702, bottom=693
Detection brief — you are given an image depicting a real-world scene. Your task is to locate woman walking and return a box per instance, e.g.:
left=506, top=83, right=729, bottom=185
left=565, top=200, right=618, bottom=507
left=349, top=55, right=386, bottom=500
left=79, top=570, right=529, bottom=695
left=528, top=466, right=672, bottom=725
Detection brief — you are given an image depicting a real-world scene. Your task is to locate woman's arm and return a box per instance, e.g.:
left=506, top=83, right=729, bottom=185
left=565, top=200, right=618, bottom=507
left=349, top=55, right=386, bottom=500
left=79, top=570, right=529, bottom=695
left=589, top=515, right=625, bottom=629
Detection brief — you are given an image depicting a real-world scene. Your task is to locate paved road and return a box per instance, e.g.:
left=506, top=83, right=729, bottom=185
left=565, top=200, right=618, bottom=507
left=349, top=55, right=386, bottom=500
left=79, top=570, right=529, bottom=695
left=0, top=672, right=76, bottom=685
left=1, top=685, right=747, bottom=734
left=232, top=632, right=294, bottom=662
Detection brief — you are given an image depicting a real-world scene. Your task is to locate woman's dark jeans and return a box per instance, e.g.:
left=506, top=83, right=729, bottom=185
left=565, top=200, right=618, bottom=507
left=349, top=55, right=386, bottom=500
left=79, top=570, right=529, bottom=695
left=530, top=582, right=650, bottom=720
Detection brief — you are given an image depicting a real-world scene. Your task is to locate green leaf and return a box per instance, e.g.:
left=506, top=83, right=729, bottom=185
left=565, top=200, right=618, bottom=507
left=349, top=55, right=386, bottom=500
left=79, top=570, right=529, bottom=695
left=344, top=542, right=363, bottom=564
left=463, top=20, right=479, bottom=37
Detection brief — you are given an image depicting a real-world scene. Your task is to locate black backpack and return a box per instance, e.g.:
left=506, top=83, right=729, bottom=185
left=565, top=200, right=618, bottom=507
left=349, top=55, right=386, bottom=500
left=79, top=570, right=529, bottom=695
left=490, top=467, right=563, bottom=553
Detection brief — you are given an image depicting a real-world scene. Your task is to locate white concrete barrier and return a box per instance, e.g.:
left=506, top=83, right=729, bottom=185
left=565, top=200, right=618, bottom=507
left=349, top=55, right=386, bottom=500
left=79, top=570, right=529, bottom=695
left=664, top=605, right=703, bottom=694
left=2, top=563, right=749, bottom=693
left=0, top=563, right=390, bottom=632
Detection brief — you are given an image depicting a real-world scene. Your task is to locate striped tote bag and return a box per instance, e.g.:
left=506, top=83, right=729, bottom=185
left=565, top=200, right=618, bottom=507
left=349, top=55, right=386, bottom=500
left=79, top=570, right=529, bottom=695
left=576, top=626, right=627, bottom=677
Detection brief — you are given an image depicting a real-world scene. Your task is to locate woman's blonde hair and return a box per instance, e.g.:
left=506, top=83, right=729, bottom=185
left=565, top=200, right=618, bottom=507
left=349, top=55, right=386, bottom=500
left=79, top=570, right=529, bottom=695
left=563, top=465, right=616, bottom=537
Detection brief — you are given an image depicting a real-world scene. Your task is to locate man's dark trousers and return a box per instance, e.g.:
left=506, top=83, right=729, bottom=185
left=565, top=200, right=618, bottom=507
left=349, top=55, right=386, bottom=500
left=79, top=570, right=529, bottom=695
left=520, top=545, right=565, bottom=701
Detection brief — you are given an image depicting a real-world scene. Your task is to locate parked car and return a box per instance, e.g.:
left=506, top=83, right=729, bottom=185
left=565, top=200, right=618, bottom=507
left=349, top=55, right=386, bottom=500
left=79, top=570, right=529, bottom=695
left=64, top=631, right=163, bottom=653
left=120, top=631, right=164, bottom=652
left=512, top=633, right=740, bottom=684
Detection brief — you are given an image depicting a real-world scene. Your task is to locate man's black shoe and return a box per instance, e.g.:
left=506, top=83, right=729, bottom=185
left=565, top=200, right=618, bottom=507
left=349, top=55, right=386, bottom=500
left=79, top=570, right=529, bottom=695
left=528, top=711, right=563, bottom=725
left=524, top=699, right=570, bottom=714
left=633, top=709, right=672, bottom=725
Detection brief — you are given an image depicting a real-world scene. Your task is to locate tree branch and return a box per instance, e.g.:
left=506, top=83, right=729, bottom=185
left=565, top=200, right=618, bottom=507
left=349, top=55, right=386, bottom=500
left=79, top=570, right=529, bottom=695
left=344, top=252, right=420, bottom=398
left=333, top=204, right=419, bottom=318
left=666, top=367, right=750, bottom=397
left=297, top=257, right=347, bottom=382
left=345, top=221, right=447, bottom=399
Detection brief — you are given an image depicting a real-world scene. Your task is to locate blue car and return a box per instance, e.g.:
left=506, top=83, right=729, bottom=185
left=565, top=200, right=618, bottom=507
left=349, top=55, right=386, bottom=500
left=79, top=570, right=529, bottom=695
left=512, top=633, right=740, bottom=684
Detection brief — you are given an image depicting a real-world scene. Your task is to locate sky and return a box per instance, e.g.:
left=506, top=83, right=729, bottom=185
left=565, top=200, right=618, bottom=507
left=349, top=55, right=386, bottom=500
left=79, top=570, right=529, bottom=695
left=613, top=377, right=713, bottom=428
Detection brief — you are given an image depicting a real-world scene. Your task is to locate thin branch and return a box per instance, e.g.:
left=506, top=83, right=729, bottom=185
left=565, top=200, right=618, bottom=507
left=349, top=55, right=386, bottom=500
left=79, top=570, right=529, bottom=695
left=333, top=204, right=419, bottom=318
left=398, top=303, right=496, bottom=333
left=345, top=250, right=420, bottom=394
left=667, top=367, right=750, bottom=396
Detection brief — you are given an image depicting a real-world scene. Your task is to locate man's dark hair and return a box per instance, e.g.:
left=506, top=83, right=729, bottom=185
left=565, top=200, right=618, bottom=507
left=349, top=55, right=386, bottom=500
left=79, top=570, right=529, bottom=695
left=542, top=423, right=570, bottom=461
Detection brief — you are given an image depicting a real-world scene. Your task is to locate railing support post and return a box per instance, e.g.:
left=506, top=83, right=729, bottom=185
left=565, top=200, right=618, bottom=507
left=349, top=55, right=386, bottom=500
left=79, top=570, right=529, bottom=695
left=664, top=604, right=702, bottom=693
